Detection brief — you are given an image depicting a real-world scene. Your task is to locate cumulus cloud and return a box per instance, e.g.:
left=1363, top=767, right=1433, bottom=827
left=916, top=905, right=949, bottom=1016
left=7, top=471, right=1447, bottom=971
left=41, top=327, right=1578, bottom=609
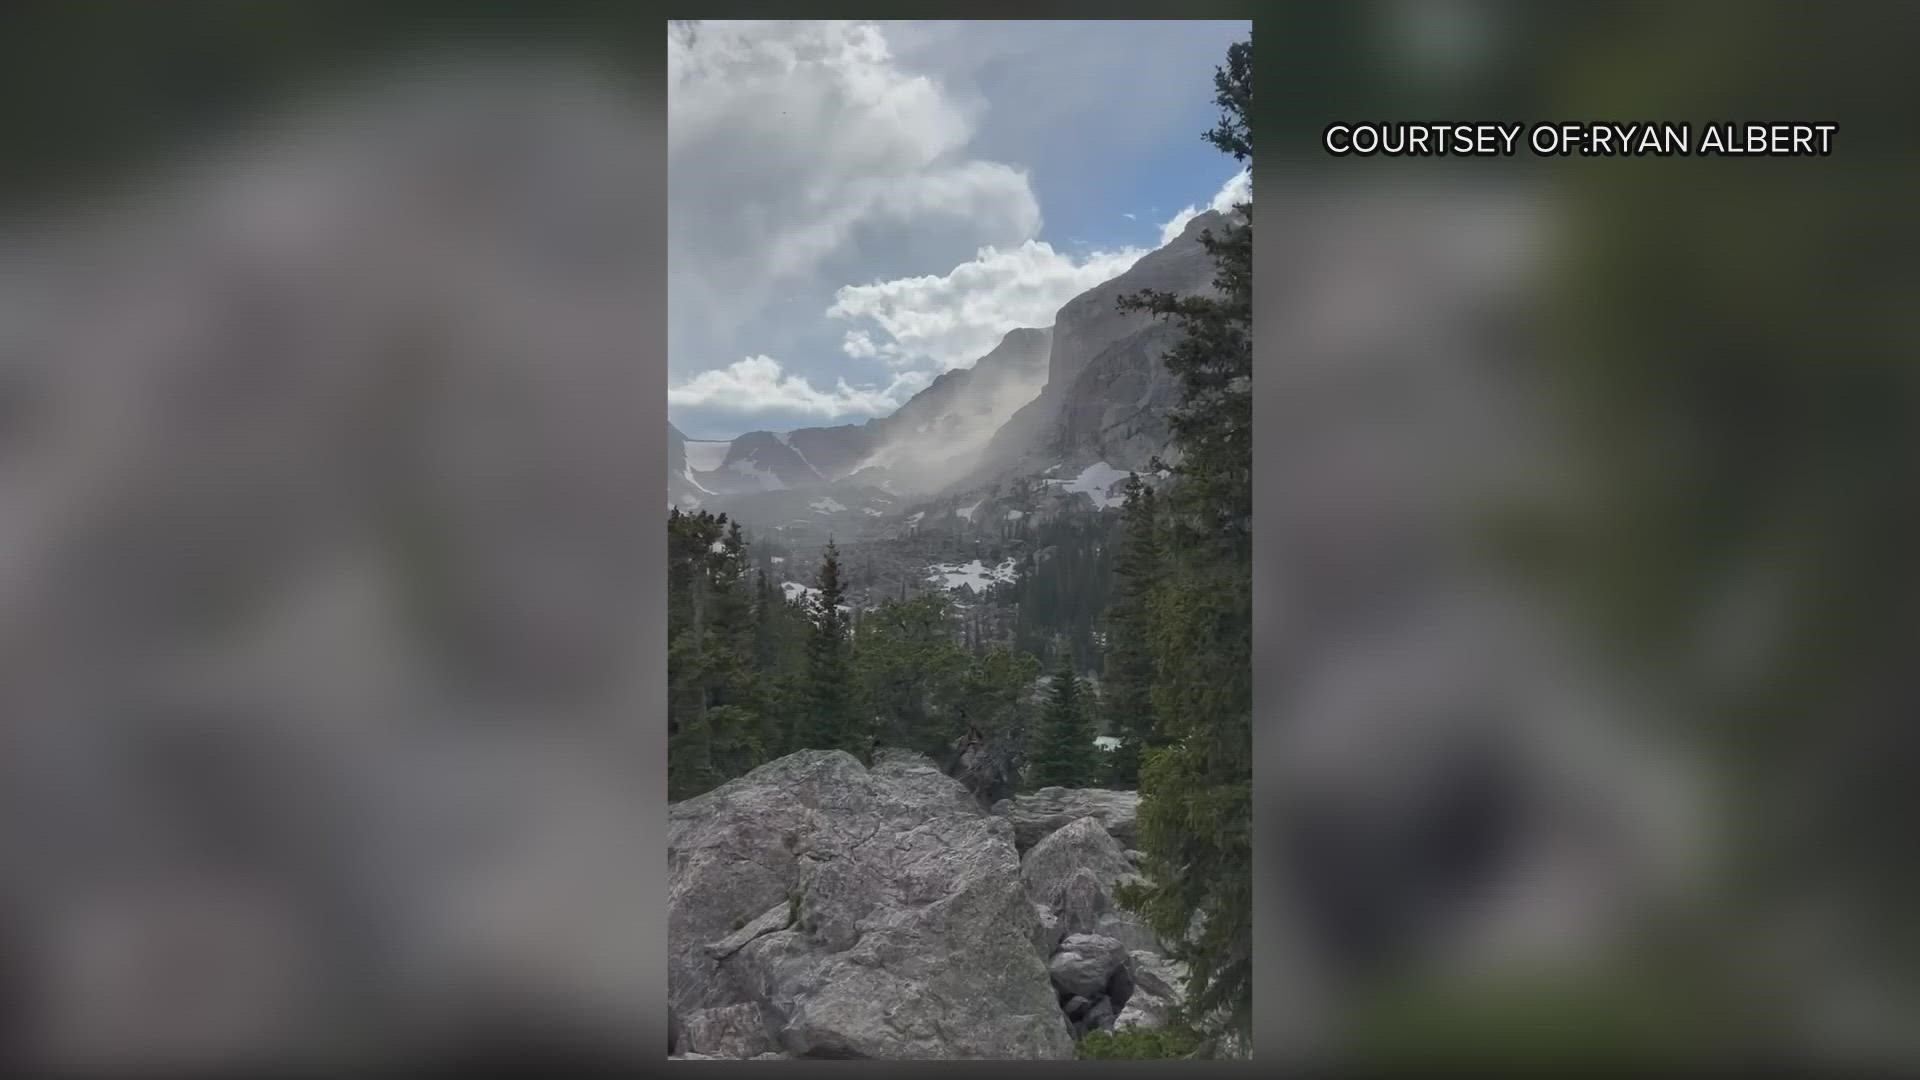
left=668, top=355, right=931, bottom=417
left=668, top=21, right=1040, bottom=352
left=1157, top=166, right=1251, bottom=245
left=827, top=240, right=1147, bottom=370
left=666, top=20, right=1250, bottom=434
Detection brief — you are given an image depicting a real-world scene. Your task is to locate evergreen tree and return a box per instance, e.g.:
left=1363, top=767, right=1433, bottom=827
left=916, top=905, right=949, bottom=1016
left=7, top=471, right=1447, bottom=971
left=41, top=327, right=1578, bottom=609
left=751, top=568, right=809, bottom=760
left=1114, top=32, right=1253, bottom=1049
left=1028, top=653, right=1100, bottom=788
left=853, top=591, right=969, bottom=756
left=958, top=645, right=1041, bottom=748
left=667, top=509, right=762, bottom=800
left=798, top=539, right=863, bottom=758
left=1102, top=473, right=1163, bottom=788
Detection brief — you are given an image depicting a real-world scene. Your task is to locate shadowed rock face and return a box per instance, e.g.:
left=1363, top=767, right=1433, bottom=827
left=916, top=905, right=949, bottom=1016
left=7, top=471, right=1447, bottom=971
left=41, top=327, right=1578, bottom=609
left=668, top=750, right=1074, bottom=1060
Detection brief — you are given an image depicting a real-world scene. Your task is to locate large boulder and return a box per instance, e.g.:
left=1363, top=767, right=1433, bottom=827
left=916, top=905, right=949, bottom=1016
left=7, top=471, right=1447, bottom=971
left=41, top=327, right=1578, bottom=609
left=669, top=749, right=1073, bottom=1059
left=1047, top=933, right=1129, bottom=998
left=679, top=1004, right=777, bottom=1059
left=1031, top=903, right=1065, bottom=958
left=1054, top=868, right=1109, bottom=937
left=1021, top=817, right=1162, bottom=953
left=992, top=789, right=1139, bottom=851
left=1021, top=817, right=1136, bottom=908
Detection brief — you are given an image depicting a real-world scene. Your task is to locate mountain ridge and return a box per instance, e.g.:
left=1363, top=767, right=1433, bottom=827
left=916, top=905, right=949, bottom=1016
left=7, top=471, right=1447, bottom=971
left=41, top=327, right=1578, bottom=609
left=670, top=209, right=1231, bottom=526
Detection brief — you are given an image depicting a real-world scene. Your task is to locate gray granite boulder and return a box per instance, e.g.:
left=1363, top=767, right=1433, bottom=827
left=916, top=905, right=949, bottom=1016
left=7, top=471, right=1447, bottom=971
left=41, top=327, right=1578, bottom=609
left=1047, top=933, right=1129, bottom=998
left=669, top=749, right=1071, bottom=1059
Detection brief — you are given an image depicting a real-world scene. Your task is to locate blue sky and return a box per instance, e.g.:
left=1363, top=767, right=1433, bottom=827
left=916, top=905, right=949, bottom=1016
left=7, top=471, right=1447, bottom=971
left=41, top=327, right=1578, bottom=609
left=667, top=20, right=1251, bottom=441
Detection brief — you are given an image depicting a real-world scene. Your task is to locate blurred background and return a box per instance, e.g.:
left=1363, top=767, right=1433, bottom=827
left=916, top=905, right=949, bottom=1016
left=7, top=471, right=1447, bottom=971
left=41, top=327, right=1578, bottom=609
left=1, top=0, right=1916, bottom=1068
left=1258, top=0, right=1920, bottom=1067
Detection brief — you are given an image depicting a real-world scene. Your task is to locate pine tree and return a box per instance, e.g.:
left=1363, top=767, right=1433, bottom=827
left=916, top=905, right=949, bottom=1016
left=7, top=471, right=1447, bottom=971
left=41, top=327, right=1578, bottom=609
left=1113, top=32, right=1253, bottom=1049
left=1028, top=653, right=1099, bottom=788
left=1102, top=472, right=1163, bottom=788
left=799, top=539, right=863, bottom=758
left=752, top=568, right=807, bottom=760
left=853, top=591, right=968, bottom=756
left=667, top=509, right=762, bottom=799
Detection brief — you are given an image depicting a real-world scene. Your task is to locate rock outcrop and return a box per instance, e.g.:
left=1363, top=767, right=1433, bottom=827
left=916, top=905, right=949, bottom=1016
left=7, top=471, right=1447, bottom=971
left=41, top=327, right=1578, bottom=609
left=668, top=749, right=1074, bottom=1059
left=1021, top=815, right=1161, bottom=953
left=1016, top=814, right=1184, bottom=1040
left=670, top=751, right=1189, bottom=1057
left=992, top=788, right=1140, bottom=852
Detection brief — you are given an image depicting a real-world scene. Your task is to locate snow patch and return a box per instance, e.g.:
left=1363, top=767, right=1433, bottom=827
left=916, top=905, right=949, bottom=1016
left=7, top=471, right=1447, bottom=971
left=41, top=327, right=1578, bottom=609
left=1047, top=461, right=1130, bottom=508
left=684, top=440, right=732, bottom=472
left=1094, top=735, right=1121, bottom=752
left=782, top=580, right=850, bottom=614
left=809, top=497, right=848, bottom=514
left=1006, top=509, right=1025, bottom=520
left=925, top=558, right=1020, bottom=593
left=956, top=500, right=983, bottom=522
left=862, top=508, right=884, bottom=517
left=906, top=511, right=926, bottom=528
left=708, top=539, right=728, bottom=554
left=729, top=456, right=786, bottom=490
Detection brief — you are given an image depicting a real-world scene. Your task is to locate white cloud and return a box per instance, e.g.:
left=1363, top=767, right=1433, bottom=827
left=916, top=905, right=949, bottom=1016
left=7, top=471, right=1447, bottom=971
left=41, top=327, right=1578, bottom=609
left=1121, top=211, right=1137, bottom=220
left=668, top=354, right=931, bottom=417
left=827, top=240, right=1146, bottom=370
left=669, top=21, right=1041, bottom=350
left=842, top=330, right=881, bottom=358
left=1157, top=166, right=1251, bottom=245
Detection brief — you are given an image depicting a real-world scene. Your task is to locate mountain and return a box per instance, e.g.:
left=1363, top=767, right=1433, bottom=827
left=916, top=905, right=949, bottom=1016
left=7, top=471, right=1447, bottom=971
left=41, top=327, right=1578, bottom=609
left=670, top=326, right=1051, bottom=506
left=669, top=422, right=716, bottom=509
left=710, top=431, right=825, bottom=493
left=849, top=325, right=1052, bottom=494
left=965, top=210, right=1227, bottom=490
left=667, top=209, right=1226, bottom=525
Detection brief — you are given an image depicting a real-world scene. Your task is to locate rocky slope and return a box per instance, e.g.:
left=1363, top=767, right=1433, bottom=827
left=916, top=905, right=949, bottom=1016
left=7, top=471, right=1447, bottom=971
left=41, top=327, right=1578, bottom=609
left=666, top=749, right=1184, bottom=1060
left=669, top=326, right=1052, bottom=507
left=964, top=209, right=1228, bottom=492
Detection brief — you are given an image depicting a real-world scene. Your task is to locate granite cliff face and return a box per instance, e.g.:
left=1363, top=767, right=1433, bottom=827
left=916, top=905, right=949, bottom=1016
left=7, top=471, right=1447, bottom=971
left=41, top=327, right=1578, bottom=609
left=965, top=210, right=1228, bottom=491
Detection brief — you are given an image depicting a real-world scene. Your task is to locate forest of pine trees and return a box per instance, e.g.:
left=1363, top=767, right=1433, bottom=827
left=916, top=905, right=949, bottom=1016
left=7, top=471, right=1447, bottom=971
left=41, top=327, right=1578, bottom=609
left=1008, top=514, right=1116, bottom=670
left=667, top=511, right=1067, bottom=802
left=668, top=30, right=1253, bottom=1051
